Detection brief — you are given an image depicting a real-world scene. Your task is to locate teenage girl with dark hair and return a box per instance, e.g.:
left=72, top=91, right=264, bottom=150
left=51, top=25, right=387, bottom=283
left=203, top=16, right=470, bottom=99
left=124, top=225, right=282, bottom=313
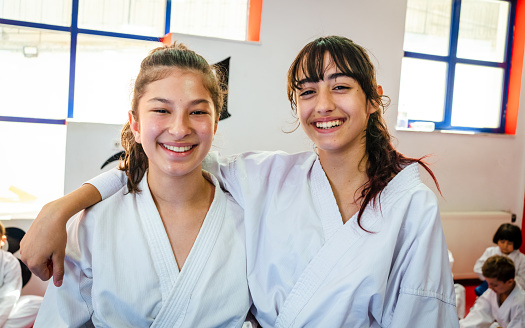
left=23, top=36, right=458, bottom=327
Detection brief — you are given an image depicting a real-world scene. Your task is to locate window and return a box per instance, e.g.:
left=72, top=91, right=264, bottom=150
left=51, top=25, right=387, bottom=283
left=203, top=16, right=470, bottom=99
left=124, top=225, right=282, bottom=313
left=0, top=0, right=262, bottom=214
left=397, top=0, right=523, bottom=134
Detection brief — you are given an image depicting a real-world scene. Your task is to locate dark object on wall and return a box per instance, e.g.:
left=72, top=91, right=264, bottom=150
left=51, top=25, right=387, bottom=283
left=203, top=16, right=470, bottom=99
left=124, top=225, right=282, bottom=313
left=5, top=227, right=32, bottom=287
left=214, top=57, right=231, bottom=120
left=101, top=151, right=125, bottom=169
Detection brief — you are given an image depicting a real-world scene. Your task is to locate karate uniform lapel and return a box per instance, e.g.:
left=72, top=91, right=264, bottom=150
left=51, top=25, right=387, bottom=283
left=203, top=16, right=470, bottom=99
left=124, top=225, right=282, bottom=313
left=147, top=173, right=227, bottom=327
left=136, top=173, right=180, bottom=301
left=274, top=159, right=383, bottom=328
left=309, top=158, right=344, bottom=240
left=496, top=284, right=519, bottom=327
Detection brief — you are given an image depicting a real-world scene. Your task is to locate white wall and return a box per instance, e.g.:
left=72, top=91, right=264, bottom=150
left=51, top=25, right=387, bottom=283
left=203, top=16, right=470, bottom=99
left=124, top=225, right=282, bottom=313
left=170, top=0, right=525, bottom=221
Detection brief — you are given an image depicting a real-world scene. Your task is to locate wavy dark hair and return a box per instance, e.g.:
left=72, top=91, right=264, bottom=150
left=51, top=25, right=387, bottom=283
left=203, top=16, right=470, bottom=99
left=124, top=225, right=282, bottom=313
left=120, top=42, right=224, bottom=193
left=287, top=36, right=439, bottom=230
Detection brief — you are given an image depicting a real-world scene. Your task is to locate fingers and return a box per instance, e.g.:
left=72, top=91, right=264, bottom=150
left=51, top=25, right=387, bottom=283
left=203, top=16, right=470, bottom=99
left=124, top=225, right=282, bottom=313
left=52, top=251, right=65, bottom=287
left=24, top=258, right=52, bottom=282
left=20, top=239, right=51, bottom=282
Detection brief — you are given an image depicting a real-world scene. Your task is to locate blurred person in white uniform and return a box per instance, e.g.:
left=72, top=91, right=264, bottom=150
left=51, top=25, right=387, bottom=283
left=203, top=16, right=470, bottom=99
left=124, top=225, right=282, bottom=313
left=22, top=36, right=458, bottom=327
left=450, top=249, right=466, bottom=319
left=474, top=223, right=525, bottom=297
left=0, top=221, right=42, bottom=328
left=460, top=255, right=525, bottom=328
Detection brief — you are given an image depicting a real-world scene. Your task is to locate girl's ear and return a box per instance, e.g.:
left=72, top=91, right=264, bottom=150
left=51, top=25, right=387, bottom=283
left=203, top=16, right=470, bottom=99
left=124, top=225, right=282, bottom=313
left=129, top=111, right=141, bottom=144
left=367, top=85, right=384, bottom=115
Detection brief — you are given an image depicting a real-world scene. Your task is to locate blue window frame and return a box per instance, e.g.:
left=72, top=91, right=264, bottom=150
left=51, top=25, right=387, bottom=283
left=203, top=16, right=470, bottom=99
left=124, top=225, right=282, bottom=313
left=0, top=0, right=261, bottom=125
left=0, top=0, right=166, bottom=125
left=398, top=0, right=517, bottom=134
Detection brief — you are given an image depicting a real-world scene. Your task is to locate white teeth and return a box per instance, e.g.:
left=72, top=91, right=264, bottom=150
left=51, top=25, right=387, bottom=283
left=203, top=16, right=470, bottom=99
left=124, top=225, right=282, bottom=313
left=163, top=144, right=193, bottom=152
left=316, top=120, right=342, bottom=129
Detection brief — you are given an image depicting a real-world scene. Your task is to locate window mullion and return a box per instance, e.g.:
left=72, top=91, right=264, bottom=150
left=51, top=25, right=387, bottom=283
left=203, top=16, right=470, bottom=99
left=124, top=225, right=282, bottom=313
left=441, top=0, right=462, bottom=129
left=164, top=0, right=171, bottom=35
left=68, top=0, right=79, bottom=119
left=500, top=0, right=517, bottom=134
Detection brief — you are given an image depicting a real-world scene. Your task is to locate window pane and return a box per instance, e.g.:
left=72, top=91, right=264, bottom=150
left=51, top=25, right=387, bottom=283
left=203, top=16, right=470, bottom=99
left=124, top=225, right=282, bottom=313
left=78, top=0, right=165, bottom=36
left=0, top=122, right=66, bottom=217
left=451, top=64, right=503, bottom=128
left=457, top=0, right=510, bottom=62
left=74, top=34, right=162, bottom=124
left=403, top=0, right=452, bottom=56
left=0, top=0, right=72, bottom=26
left=171, top=0, right=249, bottom=41
left=0, top=25, right=70, bottom=119
left=398, top=57, right=448, bottom=123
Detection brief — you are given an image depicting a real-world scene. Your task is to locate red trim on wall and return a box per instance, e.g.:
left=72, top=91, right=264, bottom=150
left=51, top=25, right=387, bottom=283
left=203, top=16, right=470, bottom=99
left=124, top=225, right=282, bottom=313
left=506, top=0, right=525, bottom=134
left=247, top=0, right=263, bottom=42
left=521, top=192, right=525, bottom=252
left=161, top=32, right=173, bottom=45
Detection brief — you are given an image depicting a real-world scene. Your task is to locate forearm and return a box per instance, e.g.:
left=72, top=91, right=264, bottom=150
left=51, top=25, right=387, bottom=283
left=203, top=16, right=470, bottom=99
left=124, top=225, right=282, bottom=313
left=48, top=184, right=102, bottom=223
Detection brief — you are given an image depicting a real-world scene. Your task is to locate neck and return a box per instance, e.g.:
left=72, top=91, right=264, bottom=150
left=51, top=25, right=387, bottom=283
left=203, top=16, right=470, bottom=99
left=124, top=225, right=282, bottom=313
left=499, top=281, right=516, bottom=305
left=318, top=146, right=369, bottom=223
left=147, top=165, right=213, bottom=210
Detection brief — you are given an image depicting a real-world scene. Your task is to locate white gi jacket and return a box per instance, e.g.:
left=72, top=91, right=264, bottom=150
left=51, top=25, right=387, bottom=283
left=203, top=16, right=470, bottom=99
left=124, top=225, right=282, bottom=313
left=89, top=151, right=459, bottom=328
left=459, top=283, right=525, bottom=328
left=474, top=247, right=525, bottom=288
left=35, top=172, right=251, bottom=328
left=0, top=250, right=22, bottom=326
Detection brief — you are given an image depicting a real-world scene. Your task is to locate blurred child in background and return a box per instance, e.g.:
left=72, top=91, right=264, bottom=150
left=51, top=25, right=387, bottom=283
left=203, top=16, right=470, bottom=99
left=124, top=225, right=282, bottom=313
left=474, top=223, right=525, bottom=296
left=0, top=221, right=42, bottom=328
left=461, top=255, right=525, bottom=328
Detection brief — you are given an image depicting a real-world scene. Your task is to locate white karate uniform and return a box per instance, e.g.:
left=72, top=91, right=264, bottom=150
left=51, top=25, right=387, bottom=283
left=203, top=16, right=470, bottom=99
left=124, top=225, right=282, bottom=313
left=459, top=283, right=525, bottom=328
left=35, top=172, right=251, bottom=328
left=474, top=247, right=525, bottom=288
left=451, top=249, right=466, bottom=319
left=0, top=249, right=42, bottom=328
left=90, top=151, right=459, bottom=328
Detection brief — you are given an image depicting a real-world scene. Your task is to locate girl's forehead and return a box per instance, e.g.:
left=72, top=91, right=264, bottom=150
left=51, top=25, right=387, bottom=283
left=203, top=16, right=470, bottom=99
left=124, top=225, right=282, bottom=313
left=297, top=55, right=344, bottom=81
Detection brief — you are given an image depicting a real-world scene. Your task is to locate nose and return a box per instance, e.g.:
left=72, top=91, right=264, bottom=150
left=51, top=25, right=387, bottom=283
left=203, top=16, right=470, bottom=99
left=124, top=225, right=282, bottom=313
left=315, top=87, right=336, bottom=114
left=168, top=112, right=192, bottom=139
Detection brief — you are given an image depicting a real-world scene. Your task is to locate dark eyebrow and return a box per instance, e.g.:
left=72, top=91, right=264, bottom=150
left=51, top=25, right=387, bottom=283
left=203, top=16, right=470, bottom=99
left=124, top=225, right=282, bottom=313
left=327, top=72, right=351, bottom=81
left=297, top=72, right=352, bottom=86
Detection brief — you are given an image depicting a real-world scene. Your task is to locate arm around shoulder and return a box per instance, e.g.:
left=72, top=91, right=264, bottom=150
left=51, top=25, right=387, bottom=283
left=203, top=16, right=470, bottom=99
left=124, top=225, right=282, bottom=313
left=20, top=183, right=101, bottom=286
left=34, top=211, right=94, bottom=328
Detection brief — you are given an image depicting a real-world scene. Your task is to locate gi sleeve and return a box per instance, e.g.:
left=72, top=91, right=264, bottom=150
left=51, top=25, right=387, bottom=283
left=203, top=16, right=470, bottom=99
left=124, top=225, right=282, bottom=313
left=85, top=167, right=127, bottom=200
left=0, top=251, right=22, bottom=327
left=474, top=248, right=491, bottom=281
left=388, top=189, right=459, bottom=328
left=202, top=152, right=245, bottom=207
left=34, top=211, right=94, bottom=328
left=514, top=254, right=525, bottom=289
left=507, top=301, right=525, bottom=328
left=458, top=294, right=494, bottom=328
